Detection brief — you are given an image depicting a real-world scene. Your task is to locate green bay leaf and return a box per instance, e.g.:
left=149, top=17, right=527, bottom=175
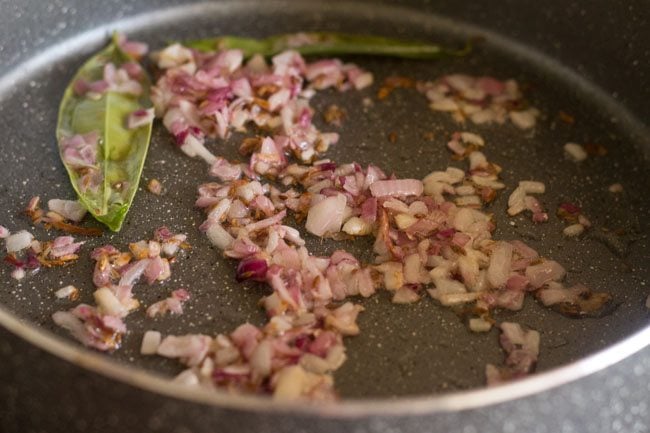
left=56, top=35, right=153, bottom=232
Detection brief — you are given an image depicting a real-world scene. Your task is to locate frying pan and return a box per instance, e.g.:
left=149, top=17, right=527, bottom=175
left=0, top=0, right=649, bottom=431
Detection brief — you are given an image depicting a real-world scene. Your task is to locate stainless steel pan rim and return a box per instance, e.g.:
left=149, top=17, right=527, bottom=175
left=2, top=303, right=648, bottom=417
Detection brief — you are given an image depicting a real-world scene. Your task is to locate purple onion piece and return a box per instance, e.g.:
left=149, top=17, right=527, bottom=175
left=317, top=162, right=337, bottom=172
left=236, top=258, right=268, bottom=282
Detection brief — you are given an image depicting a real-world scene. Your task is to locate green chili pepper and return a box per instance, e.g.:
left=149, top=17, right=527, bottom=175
left=56, top=34, right=153, bottom=232
left=184, top=32, right=470, bottom=59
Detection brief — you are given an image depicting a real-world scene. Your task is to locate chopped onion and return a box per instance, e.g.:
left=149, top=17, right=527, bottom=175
left=507, top=187, right=526, bottom=216
left=6, top=230, right=34, bottom=253
left=11, top=268, right=26, bottom=280
left=341, top=216, right=372, bottom=236
left=273, top=365, right=307, bottom=400
left=392, top=287, right=420, bottom=304
left=469, top=317, right=492, bottom=333
left=127, top=108, right=155, bottom=129
left=94, top=287, right=128, bottom=317
left=608, top=183, right=623, bottom=193
left=48, top=199, right=87, bottom=222
left=525, top=260, right=566, bottom=288
left=487, top=242, right=513, bottom=288
left=305, top=193, right=347, bottom=237
left=249, top=340, right=272, bottom=378
left=141, top=330, right=162, bottom=355
left=174, top=369, right=200, bottom=386
left=369, top=179, right=423, bottom=198
left=206, top=223, right=234, bottom=250
left=236, top=258, right=268, bottom=282
left=157, top=334, right=211, bottom=366
left=460, top=131, right=485, bottom=146
left=55, top=285, right=79, bottom=300
left=564, top=142, right=587, bottom=162
left=518, top=181, right=545, bottom=195
left=563, top=223, right=585, bottom=237
left=509, top=109, right=538, bottom=129
left=436, top=292, right=478, bottom=306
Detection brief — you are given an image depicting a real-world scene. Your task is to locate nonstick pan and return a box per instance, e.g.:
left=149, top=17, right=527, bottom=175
left=0, top=0, right=649, bottom=432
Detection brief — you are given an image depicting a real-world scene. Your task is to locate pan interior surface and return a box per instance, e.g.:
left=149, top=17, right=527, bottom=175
left=0, top=1, right=648, bottom=399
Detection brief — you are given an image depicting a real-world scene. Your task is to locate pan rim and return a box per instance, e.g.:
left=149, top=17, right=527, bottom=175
left=1, top=0, right=649, bottom=418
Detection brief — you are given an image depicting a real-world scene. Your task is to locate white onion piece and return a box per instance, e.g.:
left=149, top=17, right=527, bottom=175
left=280, top=225, right=305, bottom=246
left=509, top=109, right=538, bottom=129
left=157, top=335, right=211, bottom=366
left=460, top=131, right=484, bottom=146
left=94, top=287, right=128, bottom=317
left=11, top=268, right=26, bottom=280
left=525, top=260, right=566, bottom=288
left=608, top=183, right=624, bottom=193
left=383, top=198, right=410, bottom=214
left=52, top=311, right=90, bottom=346
left=518, top=181, right=545, bottom=195
left=430, top=98, right=458, bottom=112
left=392, top=287, right=420, bottom=304
left=455, top=195, right=481, bottom=207
left=563, top=223, right=585, bottom=237
left=300, top=353, right=331, bottom=374
left=468, top=151, right=488, bottom=171
left=578, top=214, right=591, bottom=227
left=181, top=135, right=217, bottom=164
left=48, top=199, right=87, bottom=222
left=507, top=187, right=526, bottom=216
left=206, top=223, right=234, bottom=250
left=324, top=302, right=364, bottom=336
left=485, top=364, right=502, bottom=386
left=305, top=193, right=347, bottom=237
left=564, top=142, right=587, bottom=162
left=458, top=253, right=480, bottom=288
left=428, top=277, right=466, bottom=297
left=207, top=198, right=232, bottom=221
left=141, top=330, right=162, bottom=355
left=408, top=201, right=428, bottom=216
left=375, top=262, right=404, bottom=290
left=403, top=253, right=422, bottom=284
left=119, top=259, right=150, bottom=286
left=394, top=213, right=417, bottom=229
left=236, top=181, right=263, bottom=203
left=369, top=179, right=423, bottom=198
left=436, top=292, right=478, bottom=306
left=0, top=225, right=8, bottom=239
left=487, top=242, right=513, bottom=288
left=469, top=318, right=492, bottom=333
left=273, top=365, right=307, bottom=400
left=501, top=322, right=540, bottom=356
left=6, top=230, right=34, bottom=253
left=55, top=285, right=78, bottom=300
left=537, top=284, right=574, bottom=306
left=250, top=340, right=272, bottom=378
left=173, top=369, right=200, bottom=386
left=155, top=43, right=195, bottom=69
left=423, top=167, right=465, bottom=185
left=325, top=345, right=347, bottom=371
left=352, top=72, right=373, bottom=90
left=341, top=217, right=372, bottom=236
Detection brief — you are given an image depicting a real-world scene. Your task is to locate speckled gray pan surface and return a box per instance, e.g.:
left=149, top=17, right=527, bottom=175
left=0, top=0, right=648, bottom=432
